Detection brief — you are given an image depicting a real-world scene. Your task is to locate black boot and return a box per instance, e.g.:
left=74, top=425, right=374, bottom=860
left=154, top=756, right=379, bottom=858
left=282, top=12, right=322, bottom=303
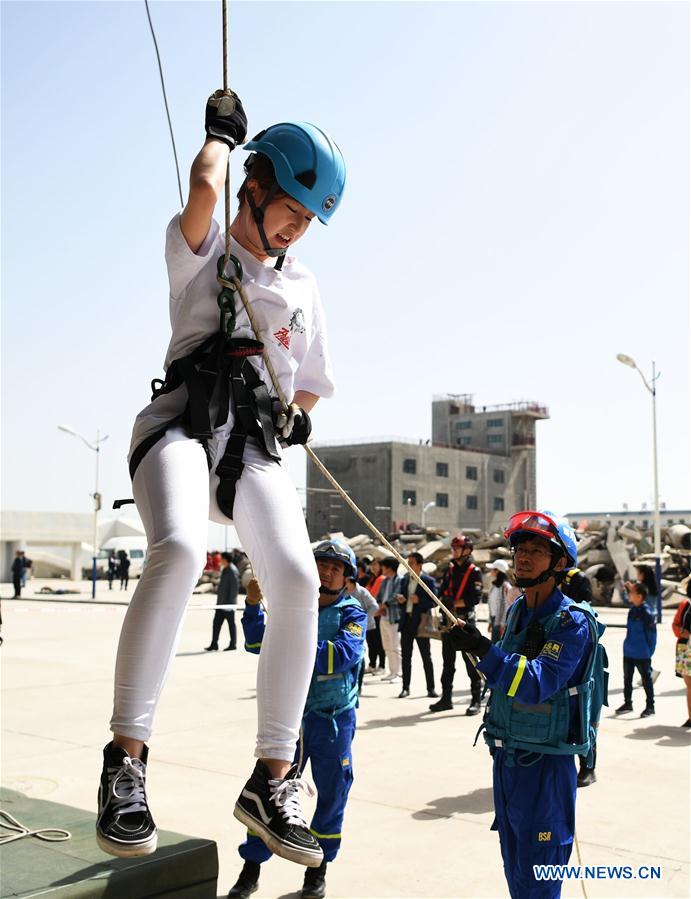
left=301, top=860, right=327, bottom=899
left=429, top=695, right=453, bottom=712
left=577, top=748, right=597, bottom=788
left=228, top=861, right=260, bottom=898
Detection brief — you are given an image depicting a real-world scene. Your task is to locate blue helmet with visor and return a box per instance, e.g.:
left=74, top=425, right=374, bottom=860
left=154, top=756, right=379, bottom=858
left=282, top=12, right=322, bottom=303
left=313, top=539, right=357, bottom=581
left=505, top=510, right=578, bottom=588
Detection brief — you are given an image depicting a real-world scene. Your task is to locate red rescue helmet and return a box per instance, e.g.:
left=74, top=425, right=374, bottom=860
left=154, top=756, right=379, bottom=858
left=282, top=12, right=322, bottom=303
left=451, top=533, right=473, bottom=551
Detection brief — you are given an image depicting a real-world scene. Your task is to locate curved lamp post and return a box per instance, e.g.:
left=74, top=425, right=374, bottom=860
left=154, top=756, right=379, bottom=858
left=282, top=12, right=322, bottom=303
left=58, top=425, right=109, bottom=599
left=616, top=355, right=662, bottom=621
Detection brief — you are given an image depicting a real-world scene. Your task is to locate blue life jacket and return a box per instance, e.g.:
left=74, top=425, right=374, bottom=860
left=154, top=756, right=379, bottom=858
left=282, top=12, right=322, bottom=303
left=304, top=593, right=362, bottom=719
left=482, top=594, right=608, bottom=766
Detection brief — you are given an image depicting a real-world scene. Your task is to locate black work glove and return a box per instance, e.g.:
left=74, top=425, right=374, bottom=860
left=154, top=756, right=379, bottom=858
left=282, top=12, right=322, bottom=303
left=272, top=401, right=312, bottom=447
left=205, top=89, right=247, bottom=150
left=447, top=620, right=492, bottom=658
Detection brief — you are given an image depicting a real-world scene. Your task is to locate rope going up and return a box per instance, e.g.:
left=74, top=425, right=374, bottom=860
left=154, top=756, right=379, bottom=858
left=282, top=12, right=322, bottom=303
left=221, top=0, right=232, bottom=268
left=144, top=0, right=184, bottom=210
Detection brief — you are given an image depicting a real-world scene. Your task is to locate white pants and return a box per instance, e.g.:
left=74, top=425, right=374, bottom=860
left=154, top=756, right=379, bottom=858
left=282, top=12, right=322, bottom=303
left=379, top=618, right=401, bottom=676
left=110, top=427, right=319, bottom=762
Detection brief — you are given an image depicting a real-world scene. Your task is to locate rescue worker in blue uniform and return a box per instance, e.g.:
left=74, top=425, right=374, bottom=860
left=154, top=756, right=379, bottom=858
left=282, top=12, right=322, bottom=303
left=228, top=539, right=366, bottom=899
left=448, top=510, right=602, bottom=899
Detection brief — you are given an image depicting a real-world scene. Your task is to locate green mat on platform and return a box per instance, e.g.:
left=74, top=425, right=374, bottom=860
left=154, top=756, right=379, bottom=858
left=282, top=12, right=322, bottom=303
left=0, top=788, right=218, bottom=898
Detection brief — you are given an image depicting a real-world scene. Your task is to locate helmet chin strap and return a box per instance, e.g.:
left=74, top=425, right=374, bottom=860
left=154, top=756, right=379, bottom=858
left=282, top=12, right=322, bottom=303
left=319, top=585, right=342, bottom=596
left=243, top=179, right=287, bottom=269
left=516, top=570, right=555, bottom=589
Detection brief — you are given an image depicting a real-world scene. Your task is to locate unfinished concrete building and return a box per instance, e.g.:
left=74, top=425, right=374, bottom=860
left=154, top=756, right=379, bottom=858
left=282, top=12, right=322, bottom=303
left=306, top=394, right=549, bottom=540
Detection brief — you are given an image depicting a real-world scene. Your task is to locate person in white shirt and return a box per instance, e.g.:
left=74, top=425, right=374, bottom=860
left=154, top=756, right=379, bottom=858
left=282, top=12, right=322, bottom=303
left=97, top=89, right=346, bottom=869
left=486, top=559, right=511, bottom=643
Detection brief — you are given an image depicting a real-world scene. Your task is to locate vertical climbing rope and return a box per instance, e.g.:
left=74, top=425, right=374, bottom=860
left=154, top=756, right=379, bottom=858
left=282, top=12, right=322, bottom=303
left=222, top=0, right=232, bottom=269
left=144, top=0, right=184, bottom=209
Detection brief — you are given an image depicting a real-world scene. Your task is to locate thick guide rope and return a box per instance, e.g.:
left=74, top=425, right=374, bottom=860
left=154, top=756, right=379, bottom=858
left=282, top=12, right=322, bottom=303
left=218, top=268, right=463, bottom=634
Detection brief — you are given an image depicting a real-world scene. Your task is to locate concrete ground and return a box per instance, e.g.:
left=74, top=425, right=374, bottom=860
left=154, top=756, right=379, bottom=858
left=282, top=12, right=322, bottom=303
left=1, top=578, right=689, bottom=899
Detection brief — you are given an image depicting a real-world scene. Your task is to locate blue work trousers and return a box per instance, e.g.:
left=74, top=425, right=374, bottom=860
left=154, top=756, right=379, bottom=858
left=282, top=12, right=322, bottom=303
left=492, top=751, right=577, bottom=898
left=239, top=708, right=356, bottom=864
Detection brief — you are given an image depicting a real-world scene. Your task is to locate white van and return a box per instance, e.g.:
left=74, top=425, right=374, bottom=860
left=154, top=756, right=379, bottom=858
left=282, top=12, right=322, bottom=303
left=96, top=537, right=148, bottom=579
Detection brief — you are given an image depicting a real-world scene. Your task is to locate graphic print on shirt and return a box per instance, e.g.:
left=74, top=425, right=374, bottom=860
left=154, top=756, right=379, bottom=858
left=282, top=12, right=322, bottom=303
left=273, top=308, right=306, bottom=351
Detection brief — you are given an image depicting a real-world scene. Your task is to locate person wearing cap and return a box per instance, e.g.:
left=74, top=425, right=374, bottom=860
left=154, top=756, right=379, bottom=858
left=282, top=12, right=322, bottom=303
left=97, top=89, right=347, bottom=867
left=447, top=510, right=601, bottom=899
left=486, top=560, right=511, bottom=643
left=430, top=534, right=484, bottom=714
left=228, top=539, right=366, bottom=899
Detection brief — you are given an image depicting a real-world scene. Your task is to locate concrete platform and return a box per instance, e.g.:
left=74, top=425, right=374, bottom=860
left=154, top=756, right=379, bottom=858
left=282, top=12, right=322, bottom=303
left=1, top=580, right=689, bottom=897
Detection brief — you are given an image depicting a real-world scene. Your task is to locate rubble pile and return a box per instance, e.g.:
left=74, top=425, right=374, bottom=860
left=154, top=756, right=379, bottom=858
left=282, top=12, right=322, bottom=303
left=320, top=522, right=690, bottom=607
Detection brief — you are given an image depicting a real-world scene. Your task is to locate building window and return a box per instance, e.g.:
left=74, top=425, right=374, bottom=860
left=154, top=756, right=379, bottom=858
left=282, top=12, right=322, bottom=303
left=618, top=520, right=624, bottom=525
left=403, top=458, right=416, bottom=474
left=436, top=492, right=449, bottom=508
left=457, top=420, right=473, bottom=430
left=494, top=497, right=505, bottom=511
left=466, top=495, right=478, bottom=510
left=457, top=436, right=472, bottom=446
left=466, top=466, right=478, bottom=480
left=488, top=434, right=504, bottom=445
left=403, top=489, right=417, bottom=506
left=667, top=519, right=674, bottom=526
left=493, top=469, right=505, bottom=484
left=642, top=520, right=649, bottom=530
left=487, top=418, right=504, bottom=428
left=436, top=462, right=449, bottom=478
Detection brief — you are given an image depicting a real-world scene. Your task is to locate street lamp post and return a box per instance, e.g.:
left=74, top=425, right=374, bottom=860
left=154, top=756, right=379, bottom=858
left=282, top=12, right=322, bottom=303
left=616, top=354, right=662, bottom=621
left=422, top=500, right=436, bottom=529
left=58, top=425, right=109, bottom=599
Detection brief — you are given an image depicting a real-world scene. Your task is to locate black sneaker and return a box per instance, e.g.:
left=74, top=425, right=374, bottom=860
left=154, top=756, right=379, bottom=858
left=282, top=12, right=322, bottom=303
left=301, top=860, right=327, bottom=899
left=228, top=860, right=261, bottom=898
left=615, top=703, right=633, bottom=714
left=466, top=699, right=482, bottom=716
left=640, top=707, right=655, bottom=718
left=96, top=741, right=157, bottom=857
left=429, top=697, right=453, bottom=712
left=234, top=761, right=323, bottom=867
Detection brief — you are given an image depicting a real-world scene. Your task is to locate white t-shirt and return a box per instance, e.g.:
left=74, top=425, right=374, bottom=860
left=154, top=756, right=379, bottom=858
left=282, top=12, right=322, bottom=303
left=129, top=215, right=335, bottom=458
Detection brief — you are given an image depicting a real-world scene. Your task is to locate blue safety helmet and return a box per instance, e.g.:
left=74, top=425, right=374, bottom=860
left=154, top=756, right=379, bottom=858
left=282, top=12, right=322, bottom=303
left=505, top=510, right=578, bottom=568
left=244, top=122, right=346, bottom=224
left=313, top=540, right=357, bottom=580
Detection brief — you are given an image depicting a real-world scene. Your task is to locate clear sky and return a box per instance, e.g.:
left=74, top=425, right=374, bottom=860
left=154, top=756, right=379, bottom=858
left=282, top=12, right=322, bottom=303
left=2, top=1, right=689, bottom=544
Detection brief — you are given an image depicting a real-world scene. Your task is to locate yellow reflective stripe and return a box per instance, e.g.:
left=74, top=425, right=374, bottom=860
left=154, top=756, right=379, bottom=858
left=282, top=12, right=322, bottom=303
left=310, top=828, right=342, bottom=839
left=245, top=641, right=262, bottom=649
left=327, top=641, right=334, bottom=674
left=507, top=655, right=527, bottom=698
left=247, top=828, right=259, bottom=837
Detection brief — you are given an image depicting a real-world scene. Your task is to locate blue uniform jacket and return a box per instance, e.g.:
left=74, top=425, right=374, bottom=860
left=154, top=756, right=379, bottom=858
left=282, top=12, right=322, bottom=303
left=241, top=597, right=367, bottom=677
left=623, top=603, right=657, bottom=659
left=477, top=588, right=591, bottom=706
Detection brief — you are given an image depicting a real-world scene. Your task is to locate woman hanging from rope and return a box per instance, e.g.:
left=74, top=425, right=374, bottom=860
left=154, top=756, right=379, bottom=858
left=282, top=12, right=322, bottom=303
left=96, top=88, right=346, bottom=868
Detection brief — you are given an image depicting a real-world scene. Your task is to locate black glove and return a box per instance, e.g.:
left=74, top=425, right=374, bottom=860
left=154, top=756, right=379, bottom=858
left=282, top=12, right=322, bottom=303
left=272, top=402, right=312, bottom=447
left=447, top=620, right=491, bottom=658
left=205, top=89, right=247, bottom=150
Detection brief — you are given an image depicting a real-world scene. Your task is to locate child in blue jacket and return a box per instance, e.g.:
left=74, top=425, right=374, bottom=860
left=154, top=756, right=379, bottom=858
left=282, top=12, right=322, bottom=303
left=229, top=539, right=366, bottom=899
left=616, top=582, right=657, bottom=717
